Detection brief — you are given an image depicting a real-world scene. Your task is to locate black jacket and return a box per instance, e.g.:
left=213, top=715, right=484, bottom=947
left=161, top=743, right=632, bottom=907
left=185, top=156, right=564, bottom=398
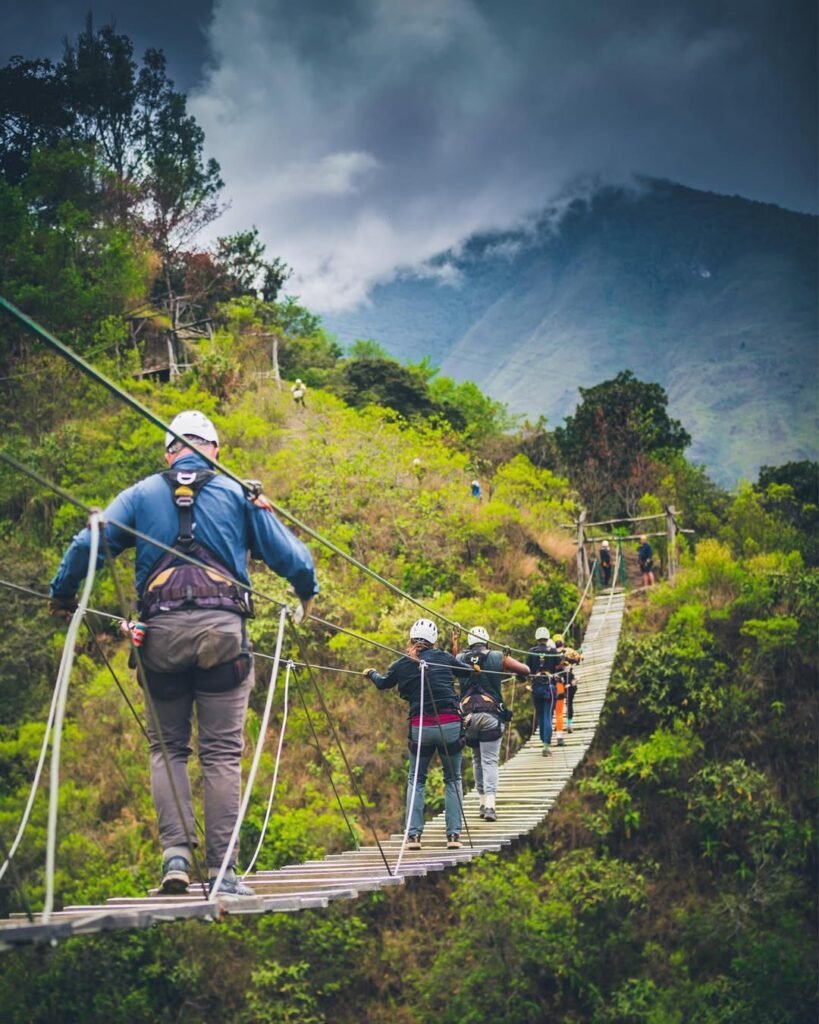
left=368, top=648, right=475, bottom=718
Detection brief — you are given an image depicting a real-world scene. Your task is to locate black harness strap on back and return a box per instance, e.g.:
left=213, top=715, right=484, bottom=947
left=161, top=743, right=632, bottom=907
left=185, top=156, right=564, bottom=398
left=140, top=470, right=253, bottom=620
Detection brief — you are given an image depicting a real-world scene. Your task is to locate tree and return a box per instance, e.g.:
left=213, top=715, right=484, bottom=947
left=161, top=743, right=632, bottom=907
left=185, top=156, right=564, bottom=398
left=334, top=357, right=433, bottom=419
left=0, top=20, right=225, bottom=309
left=347, top=338, right=389, bottom=360
left=555, top=370, right=691, bottom=517
left=0, top=57, right=72, bottom=184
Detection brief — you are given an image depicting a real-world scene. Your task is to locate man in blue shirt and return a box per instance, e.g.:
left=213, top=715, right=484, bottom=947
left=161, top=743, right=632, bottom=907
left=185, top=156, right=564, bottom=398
left=637, top=534, right=655, bottom=587
left=50, top=410, right=318, bottom=896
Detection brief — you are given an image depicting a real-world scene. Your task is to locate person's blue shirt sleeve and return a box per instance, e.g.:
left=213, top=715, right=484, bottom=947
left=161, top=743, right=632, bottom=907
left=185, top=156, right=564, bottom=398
left=49, top=485, right=140, bottom=598
left=247, top=504, right=318, bottom=600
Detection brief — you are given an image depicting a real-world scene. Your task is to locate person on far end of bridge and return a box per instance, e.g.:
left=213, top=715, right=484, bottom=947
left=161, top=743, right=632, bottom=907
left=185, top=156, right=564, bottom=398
left=363, top=619, right=476, bottom=850
left=638, top=534, right=656, bottom=587
left=599, top=539, right=612, bottom=587
left=49, top=410, right=319, bottom=898
left=454, top=626, right=530, bottom=822
left=526, top=627, right=563, bottom=756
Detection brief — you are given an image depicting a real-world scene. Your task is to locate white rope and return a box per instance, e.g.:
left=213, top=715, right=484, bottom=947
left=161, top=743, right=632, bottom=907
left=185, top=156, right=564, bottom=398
left=208, top=604, right=287, bottom=901
left=395, top=659, right=426, bottom=874
left=0, top=664, right=63, bottom=884
left=43, top=512, right=101, bottom=922
left=243, top=659, right=293, bottom=878
left=563, top=557, right=597, bottom=635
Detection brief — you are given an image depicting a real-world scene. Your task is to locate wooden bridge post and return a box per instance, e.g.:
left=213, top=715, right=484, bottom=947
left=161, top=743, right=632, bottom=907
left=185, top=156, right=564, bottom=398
left=666, top=505, right=679, bottom=579
left=576, top=509, right=588, bottom=585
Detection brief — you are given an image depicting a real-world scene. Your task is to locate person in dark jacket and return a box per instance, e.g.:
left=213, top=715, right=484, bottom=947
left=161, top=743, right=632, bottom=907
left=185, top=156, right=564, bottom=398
left=599, top=539, right=612, bottom=587
left=637, top=534, right=655, bottom=586
left=50, top=410, right=319, bottom=897
left=364, top=619, right=475, bottom=849
left=455, top=626, right=529, bottom=821
left=526, top=627, right=564, bottom=756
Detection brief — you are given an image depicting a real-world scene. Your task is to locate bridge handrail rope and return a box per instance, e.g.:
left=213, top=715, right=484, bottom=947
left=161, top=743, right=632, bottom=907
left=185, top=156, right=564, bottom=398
left=243, top=659, right=293, bottom=878
left=563, top=556, right=597, bottom=636
left=43, top=512, right=100, bottom=922
left=0, top=572, right=414, bottom=880
left=0, top=297, right=584, bottom=662
left=0, top=298, right=606, bottom=892
left=0, top=643, right=65, bottom=885
left=209, top=605, right=288, bottom=901
left=604, top=544, right=623, bottom=619
left=102, top=536, right=212, bottom=897
left=395, top=660, right=426, bottom=874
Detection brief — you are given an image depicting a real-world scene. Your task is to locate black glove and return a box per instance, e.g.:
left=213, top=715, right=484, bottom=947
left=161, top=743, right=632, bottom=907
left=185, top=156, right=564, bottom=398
left=48, top=595, right=78, bottom=622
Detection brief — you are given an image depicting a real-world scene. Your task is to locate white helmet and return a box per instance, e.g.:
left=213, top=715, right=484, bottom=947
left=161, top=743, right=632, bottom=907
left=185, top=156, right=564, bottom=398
left=165, top=410, right=219, bottom=450
left=535, top=626, right=550, bottom=641
left=601, top=540, right=610, bottom=548
left=467, top=625, right=490, bottom=647
left=409, top=618, right=438, bottom=644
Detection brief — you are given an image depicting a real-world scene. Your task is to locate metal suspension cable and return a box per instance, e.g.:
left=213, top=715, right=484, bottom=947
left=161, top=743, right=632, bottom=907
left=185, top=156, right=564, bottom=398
left=290, top=629, right=394, bottom=875
left=243, top=659, right=292, bottom=878
left=0, top=453, right=408, bottom=661
left=289, top=667, right=363, bottom=855
left=43, top=512, right=100, bottom=922
left=0, top=297, right=534, bottom=659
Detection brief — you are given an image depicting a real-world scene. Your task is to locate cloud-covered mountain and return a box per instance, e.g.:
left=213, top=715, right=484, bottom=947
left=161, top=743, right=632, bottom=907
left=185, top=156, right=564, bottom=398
left=323, top=179, right=817, bottom=486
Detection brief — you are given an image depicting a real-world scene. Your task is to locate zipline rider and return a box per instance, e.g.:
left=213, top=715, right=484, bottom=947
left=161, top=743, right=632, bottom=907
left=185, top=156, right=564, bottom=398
left=49, top=410, right=319, bottom=897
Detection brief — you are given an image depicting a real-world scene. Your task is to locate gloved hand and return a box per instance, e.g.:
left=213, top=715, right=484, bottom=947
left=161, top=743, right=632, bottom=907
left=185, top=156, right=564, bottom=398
left=362, top=668, right=376, bottom=679
left=48, top=595, right=78, bottom=622
left=291, top=597, right=314, bottom=625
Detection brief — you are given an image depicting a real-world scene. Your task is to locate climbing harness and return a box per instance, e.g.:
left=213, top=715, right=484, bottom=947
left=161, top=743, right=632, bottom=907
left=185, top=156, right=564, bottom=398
left=140, top=469, right=253, bottom=620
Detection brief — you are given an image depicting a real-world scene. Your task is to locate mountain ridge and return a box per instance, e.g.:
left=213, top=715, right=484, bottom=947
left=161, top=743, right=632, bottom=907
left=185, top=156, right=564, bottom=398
left=322, top=179, right=817, bottom=486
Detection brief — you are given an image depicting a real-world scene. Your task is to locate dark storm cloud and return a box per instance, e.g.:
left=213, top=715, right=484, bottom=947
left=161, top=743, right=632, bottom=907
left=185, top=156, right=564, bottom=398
left=4, top=0, right=815, bottom=309
left=2, top=0, right=215, bottom=90
left=187, top=0, right=815, bottom=310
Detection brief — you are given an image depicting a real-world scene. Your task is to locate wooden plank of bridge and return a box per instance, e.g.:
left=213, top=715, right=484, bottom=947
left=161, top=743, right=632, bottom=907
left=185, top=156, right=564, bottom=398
left=0, top=591, right=624, bottom=950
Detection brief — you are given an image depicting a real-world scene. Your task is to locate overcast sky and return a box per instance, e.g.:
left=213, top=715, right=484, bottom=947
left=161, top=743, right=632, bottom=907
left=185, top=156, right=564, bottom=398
left=4, top=0, right=817, bottom=311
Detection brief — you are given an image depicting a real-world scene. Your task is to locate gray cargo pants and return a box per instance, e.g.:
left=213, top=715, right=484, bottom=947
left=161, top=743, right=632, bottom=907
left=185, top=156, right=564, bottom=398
left=140, top=608, right=254, bottom=868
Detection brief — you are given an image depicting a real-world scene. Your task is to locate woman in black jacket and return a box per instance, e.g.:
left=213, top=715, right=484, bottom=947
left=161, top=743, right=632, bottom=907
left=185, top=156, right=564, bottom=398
left=364, top=619, right=475, bottom=849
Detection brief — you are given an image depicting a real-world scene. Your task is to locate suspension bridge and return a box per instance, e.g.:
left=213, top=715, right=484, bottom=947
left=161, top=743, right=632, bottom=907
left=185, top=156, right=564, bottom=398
left=0, top=590, right=624, bottom=950
left=0, top=296, right=627, bottom=951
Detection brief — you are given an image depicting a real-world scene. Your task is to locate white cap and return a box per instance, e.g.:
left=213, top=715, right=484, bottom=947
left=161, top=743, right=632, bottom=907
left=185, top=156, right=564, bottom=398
left=165, top=411, right=219, bottom=450
left=535, top=626, right=550, bottom=641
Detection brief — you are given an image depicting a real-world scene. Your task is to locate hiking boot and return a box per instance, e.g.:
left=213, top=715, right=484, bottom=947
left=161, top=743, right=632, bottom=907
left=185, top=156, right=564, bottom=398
left=567, top=724, right=573, bottom=733
left=557, top=736, right=565, bottom=747
left=159, top=855, right=190, bottom=895
left=406, top=834, right=422, bottom=850
left=208, top=870, right=254, bottom=898
left=479, top=805, right=487, bottom=819
left=483, top=807, right=498, bottom=822
left=446, top=834, right=461, bottom=849
left=542, top=746, right=552, bottom=757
